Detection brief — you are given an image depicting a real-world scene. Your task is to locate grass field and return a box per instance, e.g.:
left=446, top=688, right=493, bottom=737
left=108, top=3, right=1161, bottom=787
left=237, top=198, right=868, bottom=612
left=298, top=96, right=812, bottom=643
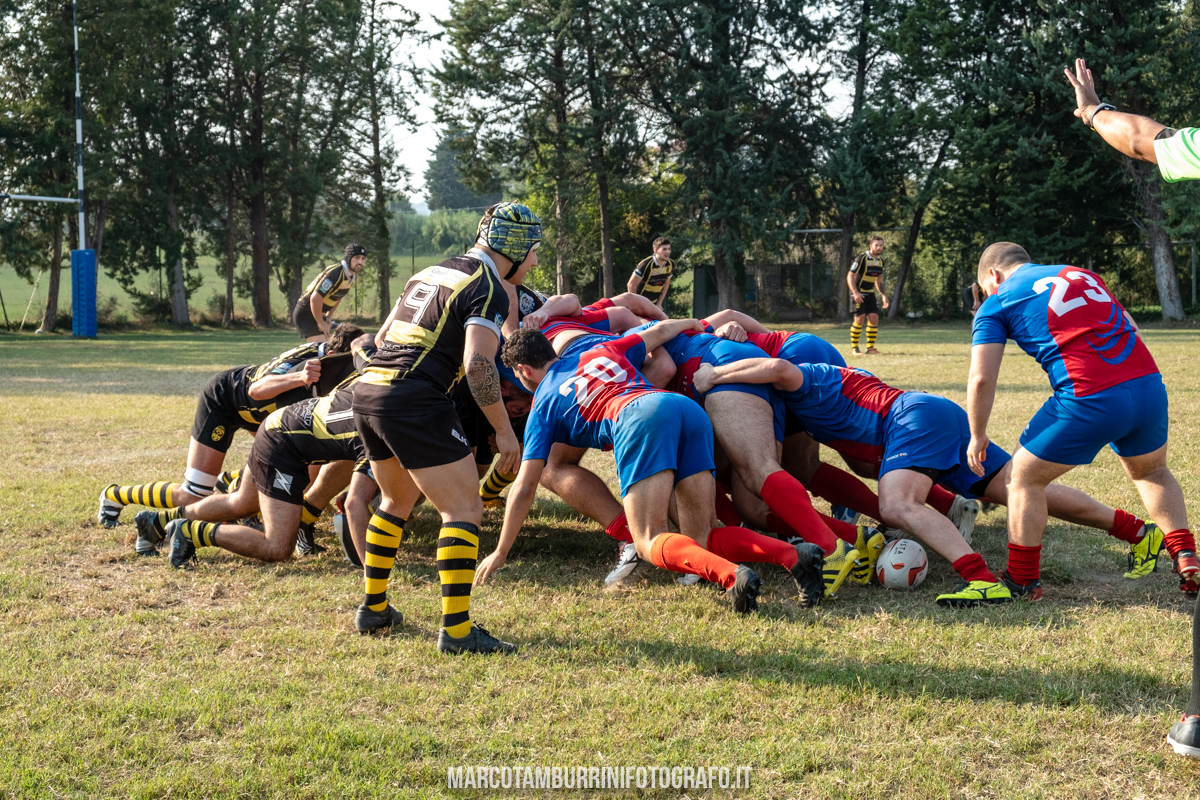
left=2, top=322, right=1199, bottom=798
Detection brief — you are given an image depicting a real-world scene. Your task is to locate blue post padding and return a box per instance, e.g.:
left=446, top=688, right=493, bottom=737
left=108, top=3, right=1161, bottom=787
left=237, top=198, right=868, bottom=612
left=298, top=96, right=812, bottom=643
left=71, top=249, right=97, bottom=338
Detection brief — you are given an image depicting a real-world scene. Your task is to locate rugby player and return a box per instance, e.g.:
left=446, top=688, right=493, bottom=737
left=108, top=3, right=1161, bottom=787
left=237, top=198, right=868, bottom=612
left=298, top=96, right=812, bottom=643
left=1065, top=55, right=1200, bottom=759
left=479, top=324, right=826, bottom=611
left=847, top=236, right=889, bottom=355
left=97, top=325, right=363, bottom=528
left=627, top=237, right=674, bottom=309
left=349, top=202, right=538, bottom=653
left=293, top=243, right=367, bottom=342
left=694, top=360, right=1157, bottom=606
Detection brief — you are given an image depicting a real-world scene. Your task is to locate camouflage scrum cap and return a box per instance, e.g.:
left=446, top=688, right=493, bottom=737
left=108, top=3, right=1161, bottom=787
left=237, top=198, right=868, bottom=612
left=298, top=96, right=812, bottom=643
left=477, top=202, right=542, bottom=278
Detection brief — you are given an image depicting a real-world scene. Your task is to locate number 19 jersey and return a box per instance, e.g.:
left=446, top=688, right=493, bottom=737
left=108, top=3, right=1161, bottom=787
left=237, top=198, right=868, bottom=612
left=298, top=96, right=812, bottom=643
left=972, top=264, right=1157, bottom=398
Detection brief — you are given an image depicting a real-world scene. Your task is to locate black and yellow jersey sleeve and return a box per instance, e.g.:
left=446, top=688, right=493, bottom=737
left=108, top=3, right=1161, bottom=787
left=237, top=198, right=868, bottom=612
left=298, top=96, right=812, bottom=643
left=631, top=256, right=673, bottom=302
left=849, top=252, right=884, bottom=293
left=227, top=341, right=355, bottom=427
left=515, top=285, right=547, bottom=321
left=355, top=255, right=509, bottom=414
left=298, top=262, right=355, bottom=314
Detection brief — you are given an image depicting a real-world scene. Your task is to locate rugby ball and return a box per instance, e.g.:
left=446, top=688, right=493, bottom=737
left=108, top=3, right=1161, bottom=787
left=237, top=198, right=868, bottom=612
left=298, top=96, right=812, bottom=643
left=876, top=539, right=929, bottom=590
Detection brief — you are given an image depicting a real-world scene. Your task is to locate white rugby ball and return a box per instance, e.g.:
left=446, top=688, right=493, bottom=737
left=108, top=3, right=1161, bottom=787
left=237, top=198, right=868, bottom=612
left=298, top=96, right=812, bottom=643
left=876, top=538, right=929, bottom=590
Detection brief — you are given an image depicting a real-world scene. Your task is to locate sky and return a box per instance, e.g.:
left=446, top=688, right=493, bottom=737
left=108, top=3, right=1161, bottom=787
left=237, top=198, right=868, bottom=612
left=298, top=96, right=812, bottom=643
left=394, top=0, right=454, bottom=211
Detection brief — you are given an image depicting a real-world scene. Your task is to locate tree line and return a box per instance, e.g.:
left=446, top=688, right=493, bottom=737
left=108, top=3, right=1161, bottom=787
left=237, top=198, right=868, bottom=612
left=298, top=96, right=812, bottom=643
left=4, top=0, right=1200, bottom=331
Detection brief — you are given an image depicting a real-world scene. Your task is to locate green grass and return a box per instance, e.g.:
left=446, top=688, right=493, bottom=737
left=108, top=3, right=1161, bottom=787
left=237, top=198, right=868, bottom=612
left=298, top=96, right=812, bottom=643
left=1, top=322, right=1199, bottom=798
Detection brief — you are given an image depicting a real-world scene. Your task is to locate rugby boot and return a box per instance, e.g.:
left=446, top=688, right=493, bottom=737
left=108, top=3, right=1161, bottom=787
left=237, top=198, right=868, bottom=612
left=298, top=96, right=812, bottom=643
left=1173, top=550, right=1200, bottom=596
left=132, top=510, right=166, bottom=556
left=947, top=495, right=980, bottom=545
left=97, top=486, right=123, bottom=528
left=295, top=521, right=326, bottom=556
left=830, top=504, right=861, bottom=525
left=727, top=564, right=762, bottom=614
left=604, top=541, right=641, bottom=586
left=437, top=622, right=518, bottom=654
left=849, top=525, right=886, bottom=586
left=822, top=539, right=860, bottom=599
left=1169, top=715, right=1200, bottom=758
left=850, top=347, right=863, bottom=356
left=936, top=579, right=1013, bottom=608
left=1124, top=523, right=1164, bottom=579
left=1001, top=570, right=1043, bottom=601
left=865, top=346, right=880, bottom=355
left=355, top=604, right=404, bottom=634
left=790, top=542, right=825, bottom=608
left=166, top=519, right=196, bottom=569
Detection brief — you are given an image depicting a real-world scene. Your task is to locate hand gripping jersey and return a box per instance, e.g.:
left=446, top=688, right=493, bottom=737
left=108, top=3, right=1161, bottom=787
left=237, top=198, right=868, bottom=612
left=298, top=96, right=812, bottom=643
left=747, top=330, right=846, bottom=368
left=972, top=264, right=1157, bottom=398
left=356, top=252, right=509, bottom=414
left=781, top=363, right=905, bottom=465
left=522, top=335, right=657, bottom=460
left=299, top=262, right=356, bottom=314
left=539, top=298, right=616, bottom=344
left=229, top=341, right=350, bottom=426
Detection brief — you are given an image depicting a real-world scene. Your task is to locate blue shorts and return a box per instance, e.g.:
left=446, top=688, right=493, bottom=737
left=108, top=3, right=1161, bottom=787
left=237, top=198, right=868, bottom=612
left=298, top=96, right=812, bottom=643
left=1020, top=374, right=1168, bottom=465
left=612, top=393, right=714, bottom=496
left=559, top=333, right=615, bottom=360
left=777, top=334, right=846, bottom=368
left=700, top=338, right=786, bottom=441
left=879, top=393, right=1012, bottom=499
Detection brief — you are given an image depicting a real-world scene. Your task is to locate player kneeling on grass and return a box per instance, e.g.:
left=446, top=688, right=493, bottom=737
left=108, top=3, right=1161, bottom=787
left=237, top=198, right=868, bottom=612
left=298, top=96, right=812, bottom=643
left=968, top=242, right=1198, bottom=599
left=133, top=371, right=376, bottom=566
left=97, top=325, right=362, bottom=528
left=474, top=324, right=826, bottom=611
left=694, top=360, right=1156, bottom=606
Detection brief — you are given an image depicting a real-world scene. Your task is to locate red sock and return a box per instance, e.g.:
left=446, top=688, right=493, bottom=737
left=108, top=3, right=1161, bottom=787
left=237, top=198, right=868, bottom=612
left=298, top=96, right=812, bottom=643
left=925, top=484, right=956, bottom=516
left=604, top=511, right=633, bottom=544
left=649, top=532, right=738, bottom=589
left=760, top=471, right=838, bottom=554
left=1106, top=508, right=1145, bottom=543
left=707, top=525, right=799, bottom=569
left=1005, top=543, right=1041, bottom=584
left=808, top=463, right=881, bottom=520
left=819, top=512, right=859, bottom=545
left=1165, top=528, right=1198, bottom=558
left=952, top=552, right=997, bottom=584
left=713, top=482, right=741, bottom=526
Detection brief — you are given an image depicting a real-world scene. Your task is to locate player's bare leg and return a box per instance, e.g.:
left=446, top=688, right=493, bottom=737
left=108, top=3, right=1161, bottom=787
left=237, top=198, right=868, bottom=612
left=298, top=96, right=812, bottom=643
left=192, top=495, right=304, bottom=562
left=344, top=470, right=380, bottom=564
left=1118, top=444, right=1189, bottom=533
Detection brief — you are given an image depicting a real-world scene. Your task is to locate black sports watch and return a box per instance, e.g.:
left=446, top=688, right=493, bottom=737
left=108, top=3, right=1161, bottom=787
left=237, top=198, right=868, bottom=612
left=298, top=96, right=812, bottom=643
left=1086, top=102, right=1117, bottom=130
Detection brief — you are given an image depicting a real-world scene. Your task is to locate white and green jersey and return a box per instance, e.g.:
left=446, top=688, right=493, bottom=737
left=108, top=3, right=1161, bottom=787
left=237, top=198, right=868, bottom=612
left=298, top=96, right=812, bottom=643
left=1155, top=128, right=1200, bottom=182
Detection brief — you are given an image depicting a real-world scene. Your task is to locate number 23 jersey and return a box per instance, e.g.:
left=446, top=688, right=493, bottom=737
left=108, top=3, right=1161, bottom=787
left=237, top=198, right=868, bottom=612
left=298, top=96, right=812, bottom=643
left=972, top=264, right=1157, bottom=398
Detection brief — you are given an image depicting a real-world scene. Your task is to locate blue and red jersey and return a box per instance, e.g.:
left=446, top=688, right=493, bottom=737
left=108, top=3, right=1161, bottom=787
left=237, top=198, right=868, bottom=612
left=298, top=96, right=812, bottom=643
left=538, top=298, right=615, bottom=345
left=783, top=363, right=905, bottom=464
left=748, top=330, right=845, bottom=367
left=972, top=264, right=1157, bottom=398
left=521, top=335, right=658, bottom=462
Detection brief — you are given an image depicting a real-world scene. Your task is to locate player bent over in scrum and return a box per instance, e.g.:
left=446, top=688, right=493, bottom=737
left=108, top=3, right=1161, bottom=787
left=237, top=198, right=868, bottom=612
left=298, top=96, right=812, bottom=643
left=695, top=360, right=1156, bottom=606
left=134, top=373, right=375, bottom=566
left=968, top=242, right=1198, bottom=598
left=476, top=325, right=826, bottom=611
left=97, top=325, right=362, bottom=527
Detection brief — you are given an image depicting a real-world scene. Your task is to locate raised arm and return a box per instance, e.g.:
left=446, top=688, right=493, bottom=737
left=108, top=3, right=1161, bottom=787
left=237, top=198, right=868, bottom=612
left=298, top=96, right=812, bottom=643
left=248, top=359, right=321, bottom=400
left=965, top=343, right=1005, bottom=476
left=633, top=318, right=703, bottom=352
left=475, top=458, right=545, bottom=585
left=309, top=290, right=328, bottom=334
left=704, top=308, right=770, bottom=334
left=1065, top=58, right=1166, bottom=163
left=519, top=293, right=582, bottom=332
left=464, top=324, right=520, bottom=476
left=693, top=357, right=803, bottom=394
left=609, top=291, right=667, bottom=321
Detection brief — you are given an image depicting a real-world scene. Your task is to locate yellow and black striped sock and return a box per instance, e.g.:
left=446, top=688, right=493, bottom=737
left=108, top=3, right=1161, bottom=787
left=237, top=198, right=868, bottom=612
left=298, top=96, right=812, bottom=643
left=180, top=519, right=220, bottom=548
left=479, top=467, right=517, bottom=505
left=106, top=482, right=175, bottom=508
left=850, top=324, right=863, bottom=349
left=150, top=506, right=185, bottom=537
left=363, top=510, right=406, bottom=612
left=866, top=324, right=877, bottom=349
left=299, top=498, right=323, bottom=531
left=437, top=522, right=479, bottom=638
left=215, top=470, right=243, bottom=494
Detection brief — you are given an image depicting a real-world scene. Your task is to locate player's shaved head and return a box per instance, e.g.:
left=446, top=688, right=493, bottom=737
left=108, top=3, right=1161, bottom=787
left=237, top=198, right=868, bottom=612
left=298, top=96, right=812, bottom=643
left=977, top=242, right=1031, bottom=285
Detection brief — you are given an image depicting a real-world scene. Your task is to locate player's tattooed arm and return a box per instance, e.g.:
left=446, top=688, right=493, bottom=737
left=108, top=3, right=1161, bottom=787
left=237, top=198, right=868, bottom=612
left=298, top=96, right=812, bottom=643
left=466, top=351, right=502, bottom=407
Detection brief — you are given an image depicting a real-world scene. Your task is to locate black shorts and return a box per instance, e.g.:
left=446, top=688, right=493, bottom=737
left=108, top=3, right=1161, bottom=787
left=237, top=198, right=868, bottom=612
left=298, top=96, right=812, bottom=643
left=247, top=444, right=309, bottom=505
left=353, top=382, right=472, bottom=470
left=853, top=293, right=879, bottom=316
left=191, top=370, right=258, bottom=453
left=292, top=302, right=323, bottom=339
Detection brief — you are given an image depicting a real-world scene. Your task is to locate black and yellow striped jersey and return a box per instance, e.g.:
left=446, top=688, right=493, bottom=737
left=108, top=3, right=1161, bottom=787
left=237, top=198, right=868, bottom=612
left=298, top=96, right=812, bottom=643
left=259, top=375, right=366, bottom=468
left=355, top=251, right=509, bottom=414
left=849, top=252, right=884, bottom=293
left=632, top=256, right=674, bottom=303
left=228, top=342, right=354, bottom=426
left=516, top=285, right=547, bottom=321
left=298, top=262, right=356, bottom=314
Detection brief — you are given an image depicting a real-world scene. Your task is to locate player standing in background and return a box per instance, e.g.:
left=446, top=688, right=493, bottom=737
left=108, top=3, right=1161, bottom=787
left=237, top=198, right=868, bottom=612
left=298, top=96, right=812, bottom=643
left=847, top=236, right=889, bottom=355
left=627, top=237, right=674, bottom=310
left=293, top=243, right=368, bottom=342
left=1063, top=55, right=1200, bottom=759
